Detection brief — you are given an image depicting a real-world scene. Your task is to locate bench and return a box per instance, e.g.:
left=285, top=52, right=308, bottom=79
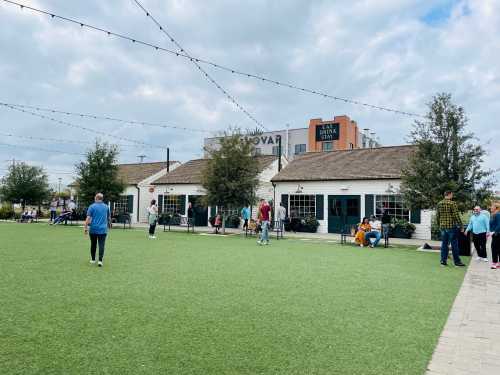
left=161, top=214, right=194, bottom=233
left=340, top=224, right=390, bottom=248
left=113, top=213, right=132, bottom=229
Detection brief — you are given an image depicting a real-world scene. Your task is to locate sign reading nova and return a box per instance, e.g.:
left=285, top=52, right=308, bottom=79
left=315, top=123, right=340, bottom=142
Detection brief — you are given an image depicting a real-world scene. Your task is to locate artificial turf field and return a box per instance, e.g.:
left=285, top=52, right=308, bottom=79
left=0, top=222, right=467, bottom=375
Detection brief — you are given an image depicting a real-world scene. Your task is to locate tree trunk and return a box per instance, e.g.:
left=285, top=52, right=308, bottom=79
left=221, top=213, right=226, bottom=235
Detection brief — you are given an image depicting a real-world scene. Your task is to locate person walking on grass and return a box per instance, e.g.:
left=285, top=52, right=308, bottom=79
left=257, top=199, right=271, bottom=245
left=436, top=191, right=466, bottom=267
left=49, top=198, right=57, bottom=223
left=84, top=193, right=111, bottom=267
left=147, top=199, right=158, bottom=239
left=241, top=205, right=251, bottom=232
left=490, top=202, right=500, bottom=269
left=464, top=206, right=489, bottom=262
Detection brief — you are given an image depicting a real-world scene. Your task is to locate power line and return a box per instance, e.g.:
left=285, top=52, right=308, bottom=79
left=0, top=0, right=424, bottom=119
left=131, top=0, right=267, bottom=131
left=0, top=142, right=85, bottom=156
left=0, top=103, right=167, bottom=150
left=2, top=102, right=210, bottom=134
left=0, top=130, right=165, bottom=149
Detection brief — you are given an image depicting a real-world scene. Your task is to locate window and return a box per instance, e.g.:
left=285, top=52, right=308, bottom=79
left=114, top=195, right=128, bottom=214
left=349, top=143, right=354, bottom=149
left=294, top=144, right=306, bottom=155
left=219, top=207, right=239, bottom=217
left=272, top=145, right=283, bottom=156
left=375, top=195, right=409, bottom=221
left=254, top=148, right=262, bottom=156
left=322, top=142, right=333, bottom=152
left=289, top=194, right=316, bottom=218
left=163, top=195, right=182, bottom=215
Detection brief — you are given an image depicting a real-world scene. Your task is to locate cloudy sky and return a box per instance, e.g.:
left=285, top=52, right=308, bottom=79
left=0, top=0, right=499, bottom=189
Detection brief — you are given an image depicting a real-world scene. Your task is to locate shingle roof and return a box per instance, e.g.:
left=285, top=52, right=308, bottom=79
left=117, top=162, right=176, bottom=184
left=271, top=145, right=416, bottom=182
left=152, top=155, right=278, bottom=185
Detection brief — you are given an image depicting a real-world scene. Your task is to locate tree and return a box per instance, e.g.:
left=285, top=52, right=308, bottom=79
left=202, top=129, right=260, bottom=233
left=401, top=93, right=493, bottom=211
left=0, top=162, right=50, bottom=209
left=75, top=142, right=125, bottom=206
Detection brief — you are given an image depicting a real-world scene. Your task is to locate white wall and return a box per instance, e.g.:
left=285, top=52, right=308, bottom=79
left=274, top=179, right=431, bottom=239
left=137, top=162, right=180, bottom=223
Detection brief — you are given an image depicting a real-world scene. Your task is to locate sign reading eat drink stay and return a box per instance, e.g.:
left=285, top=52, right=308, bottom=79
left=315, top=123, right=340, bottom=142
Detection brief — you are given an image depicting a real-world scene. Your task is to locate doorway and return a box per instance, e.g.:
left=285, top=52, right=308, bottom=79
left=328, top=195, right=360, bottom=233
left=188, top=195, right=208, bottom=226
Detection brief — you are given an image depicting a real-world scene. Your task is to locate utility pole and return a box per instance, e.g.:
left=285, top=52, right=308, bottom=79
left=137, top=154, right=147, bottom=163
left=277, top=136, right=282, bottom=172
left=167, top=148, right=170, bottom=172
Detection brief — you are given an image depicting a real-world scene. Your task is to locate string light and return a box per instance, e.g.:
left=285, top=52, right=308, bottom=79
left=131, top=0, right=267, bottom=131
left=0, top=103, right=168, bottom=150
left=2, top=102, right=210, bottom=134
left=1, top=0, right=424, bottom=119
left=0, top=142, right=85, bottom=156
left=0, top=131, right=155, bottom=148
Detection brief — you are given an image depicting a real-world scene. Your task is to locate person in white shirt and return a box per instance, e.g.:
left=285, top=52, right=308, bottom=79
left=147, top=200, right=158, bottom=239
left=277, top=202, right=287, bottom=231
left=365, top=216, right=382, bottom=248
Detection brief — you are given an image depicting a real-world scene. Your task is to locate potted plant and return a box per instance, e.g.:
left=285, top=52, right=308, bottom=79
left=390, top=218, right=416, bottom=238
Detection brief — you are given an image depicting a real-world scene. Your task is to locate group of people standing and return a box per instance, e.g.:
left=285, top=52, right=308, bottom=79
left=437, top=191, right=500, bottom=269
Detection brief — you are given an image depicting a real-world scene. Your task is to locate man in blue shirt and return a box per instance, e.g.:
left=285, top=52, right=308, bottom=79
left=465, top=206, right=490, bottom=262
left=84, top=193, right=111, bottom=267
left=241, top=206, right=251, bottom=231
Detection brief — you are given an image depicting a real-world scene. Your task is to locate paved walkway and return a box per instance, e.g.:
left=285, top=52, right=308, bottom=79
left=426, top=254, right=500, bottom=375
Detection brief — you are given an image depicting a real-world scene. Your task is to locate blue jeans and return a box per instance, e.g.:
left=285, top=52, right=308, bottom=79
left=365, top=231, right=381, bottom=246
left=260, top=221, right=269, bottom=242
left=440, top=228, right=462, bottom=264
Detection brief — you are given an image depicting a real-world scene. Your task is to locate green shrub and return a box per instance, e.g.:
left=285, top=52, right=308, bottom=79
left=0, top=204, right=15, bottom=220
left=390, top=218, right=416, bottom=238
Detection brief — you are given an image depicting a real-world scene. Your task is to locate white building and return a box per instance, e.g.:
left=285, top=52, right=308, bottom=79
left=151, top=155, right=287, bottom=226
left=69, top=161, right=180, bottom=223
left=271, top=145, right=432, bottom=239
left=204, top=116, right=380, bottom=161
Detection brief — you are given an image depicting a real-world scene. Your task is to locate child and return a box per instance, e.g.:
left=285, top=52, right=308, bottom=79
left=214, top=214, right=222, bottom=234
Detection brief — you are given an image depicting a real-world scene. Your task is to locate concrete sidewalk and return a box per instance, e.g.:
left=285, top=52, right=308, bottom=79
left=129, top=221, right=439, bottom=247
left=426, top=257, right=500, bottom=375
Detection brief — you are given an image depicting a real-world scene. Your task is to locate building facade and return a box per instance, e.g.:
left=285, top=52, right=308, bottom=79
left=152, top=155, right=287, bottom=226
left=271, top=145, right=432, bottom=240
left=204, top=115, right=380, bottom=160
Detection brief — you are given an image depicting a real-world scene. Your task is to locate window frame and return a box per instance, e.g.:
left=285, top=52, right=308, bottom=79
left=375, top=194, right=410, bottom=221
left=289, top=194, right=316, bottom=218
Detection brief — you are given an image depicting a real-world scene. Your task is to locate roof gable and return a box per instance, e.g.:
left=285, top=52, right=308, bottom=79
left=271, top=145, right=416, bottom=182
left=153, top=155, right=278, bottom=185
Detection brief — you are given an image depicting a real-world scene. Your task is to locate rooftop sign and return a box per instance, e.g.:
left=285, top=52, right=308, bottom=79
left=316, top=123, right=339, bottom=142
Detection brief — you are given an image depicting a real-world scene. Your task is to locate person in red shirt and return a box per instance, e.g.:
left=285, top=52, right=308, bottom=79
left=258, top=199, right=271, bottom=245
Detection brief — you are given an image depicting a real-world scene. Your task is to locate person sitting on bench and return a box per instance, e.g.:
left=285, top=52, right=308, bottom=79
left=51, top=210, right=72, bottom=225
left=21, top=209, right=33, bottom=222
left=354, top=217, right=371, bottom=247
left=365, top=216, right=382, bottom=248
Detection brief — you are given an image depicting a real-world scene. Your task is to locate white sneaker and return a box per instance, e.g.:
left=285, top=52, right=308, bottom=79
left=475, top=256, right=482, bottom=261
left=257, top=240, right=262, bottom=245
left=90, top=260, right=96, bottom=265
left=264, top=241, right=269, bottom=245
left=98, top=261, right=103, bottom=267
left=482, top=258, right=489, bottom=262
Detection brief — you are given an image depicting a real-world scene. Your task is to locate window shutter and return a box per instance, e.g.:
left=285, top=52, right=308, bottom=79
left=281, top=194, right=288, bottom=216
left=127, top=195, right=134, bottom=214
left=210, top=205, right=216, bottom=217
left=315, top=195, right=324, bottom=220
left=179, top=195, right=186, bottom=215
left=365, top=194, right=374, bottom=218
left=410, top=209, right=421, bottom=224
left=158, top=195, right=163, bottom=214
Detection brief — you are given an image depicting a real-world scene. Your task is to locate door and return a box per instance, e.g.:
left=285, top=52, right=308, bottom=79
left=188, top=195, right=208, bottom=226
left=328, top=195, right=360, bottom=233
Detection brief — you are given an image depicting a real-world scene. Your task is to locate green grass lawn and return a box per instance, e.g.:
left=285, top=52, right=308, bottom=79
left=0, top=222, right=467, bottom=375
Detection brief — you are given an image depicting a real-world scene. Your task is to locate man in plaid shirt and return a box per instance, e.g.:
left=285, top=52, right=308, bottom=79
left=436, top=191, right=466, bottom=267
